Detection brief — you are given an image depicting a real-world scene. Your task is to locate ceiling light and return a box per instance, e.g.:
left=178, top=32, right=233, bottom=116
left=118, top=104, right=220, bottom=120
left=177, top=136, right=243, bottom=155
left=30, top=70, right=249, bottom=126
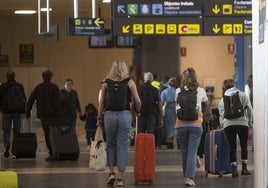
left=14, top=10, right=37, bottom=14
left=41, top=8, right=52, bottom=12
left=102, top=0, right=111, bottom=3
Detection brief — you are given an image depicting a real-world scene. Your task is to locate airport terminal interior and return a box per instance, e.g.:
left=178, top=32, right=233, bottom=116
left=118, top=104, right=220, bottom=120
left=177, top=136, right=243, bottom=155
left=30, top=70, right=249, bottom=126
left=0, top=123, right=254, bottom=188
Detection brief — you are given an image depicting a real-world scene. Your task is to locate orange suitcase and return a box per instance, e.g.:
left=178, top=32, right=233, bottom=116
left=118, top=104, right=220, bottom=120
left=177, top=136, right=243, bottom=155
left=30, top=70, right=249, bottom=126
left=134, top=132, right=155, bottom=185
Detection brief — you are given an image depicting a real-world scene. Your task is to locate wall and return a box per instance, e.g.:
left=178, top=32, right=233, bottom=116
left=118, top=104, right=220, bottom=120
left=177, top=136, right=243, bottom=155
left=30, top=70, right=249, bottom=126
left=180, top=36, right=235, bottom=106
left=0, top=14, right=238, bottom=120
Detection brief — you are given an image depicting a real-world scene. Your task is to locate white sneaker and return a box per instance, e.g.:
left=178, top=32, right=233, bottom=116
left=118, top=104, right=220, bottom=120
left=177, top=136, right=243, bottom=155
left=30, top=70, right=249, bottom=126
left=185, top=178, right=195, bottom=186
left=106, top=173, right=116, bottom=185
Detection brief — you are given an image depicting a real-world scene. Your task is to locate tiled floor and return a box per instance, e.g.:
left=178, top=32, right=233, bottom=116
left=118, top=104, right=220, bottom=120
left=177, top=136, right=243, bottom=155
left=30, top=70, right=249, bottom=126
left=1, top=145, right=254, bottom=188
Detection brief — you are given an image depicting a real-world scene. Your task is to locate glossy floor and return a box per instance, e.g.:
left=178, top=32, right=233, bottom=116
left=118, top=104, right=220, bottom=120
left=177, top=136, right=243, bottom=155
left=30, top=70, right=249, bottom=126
left=1, top=143, right=254, bottom=188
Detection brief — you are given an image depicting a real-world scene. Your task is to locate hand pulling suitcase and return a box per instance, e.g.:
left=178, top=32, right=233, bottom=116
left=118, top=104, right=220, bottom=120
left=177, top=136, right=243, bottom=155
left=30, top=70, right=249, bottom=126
left=204, top=129, right=232, bottom=177
left=13, top=119, right=37, bottom=159
left=49, top=118, right=80, bottom=161
left=0, top=151, right=18, bottom=188
left=134, top=117, right=155, bottom=184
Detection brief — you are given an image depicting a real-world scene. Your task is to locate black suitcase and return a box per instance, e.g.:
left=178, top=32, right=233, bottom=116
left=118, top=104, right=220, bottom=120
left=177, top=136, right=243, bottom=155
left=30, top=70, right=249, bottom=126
left=13, top=133, right=37, bottom=159
left=49, top=119, right=80, bottom=161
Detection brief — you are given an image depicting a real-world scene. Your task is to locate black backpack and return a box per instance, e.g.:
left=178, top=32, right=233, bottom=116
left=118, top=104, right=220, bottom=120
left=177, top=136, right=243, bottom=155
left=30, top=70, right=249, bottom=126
left=105, top=78, right=130, bottom=111
left=177, top=89, right=198, bottom=121
left=223, top=91, right=244, bottom=119
left=7, top=83, right=26, bottom=112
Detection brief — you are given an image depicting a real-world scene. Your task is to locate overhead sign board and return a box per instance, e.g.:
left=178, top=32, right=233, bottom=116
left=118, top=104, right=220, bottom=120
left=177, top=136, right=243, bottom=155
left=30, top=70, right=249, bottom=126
left=112, top=0, right=252, bottom=36
left=113, top=0, right=202, bottom=17
left=203, top=17, right=252, bottom=35
left=66, top=18, right=105, bottom=36
left=113, top=17, right=202, bottom=35
left=203, top=0, right=252, bottom=16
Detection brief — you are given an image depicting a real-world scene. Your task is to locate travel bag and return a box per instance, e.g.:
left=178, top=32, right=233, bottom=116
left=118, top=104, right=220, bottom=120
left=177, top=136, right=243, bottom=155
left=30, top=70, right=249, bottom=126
left=204, top=129, right=232, bottom=177
left=13, top=119, right=37, bottom=159
left=0, top=149, right=18, bottom=188
left=134, top=117, right=155, bottom=184
left=49, top=118, right=80, bottom=161
left=89, top=126, right=107, bottom=171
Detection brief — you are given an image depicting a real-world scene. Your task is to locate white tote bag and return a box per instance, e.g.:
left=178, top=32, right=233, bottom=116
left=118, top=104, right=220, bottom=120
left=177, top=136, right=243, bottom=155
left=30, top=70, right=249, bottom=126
left=89, top=126, right=107, bottom=171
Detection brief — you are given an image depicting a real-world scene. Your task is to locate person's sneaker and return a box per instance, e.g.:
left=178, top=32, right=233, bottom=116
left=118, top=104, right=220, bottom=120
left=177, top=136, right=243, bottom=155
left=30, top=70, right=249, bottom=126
left=185, top=178, right=195, bottom=186
left=11, top=154, right=16, bottom=159
left=106, top=173, right=116, bottom=186
left=116, top=179, right=125, bottom=187
left=4, top=144, right=10, bottom=158
left=45, top=156, right=54, bottom=161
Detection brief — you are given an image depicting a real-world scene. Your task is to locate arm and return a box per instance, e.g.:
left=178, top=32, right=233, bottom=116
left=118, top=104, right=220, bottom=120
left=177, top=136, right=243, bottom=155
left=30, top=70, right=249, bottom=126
left=129, top=79, right=141, bottom=113
left=96, top=83, right=107, bottom=126
left=74, top=90, right=82, bottom=116
left=26, top=86, right=38, bottom=117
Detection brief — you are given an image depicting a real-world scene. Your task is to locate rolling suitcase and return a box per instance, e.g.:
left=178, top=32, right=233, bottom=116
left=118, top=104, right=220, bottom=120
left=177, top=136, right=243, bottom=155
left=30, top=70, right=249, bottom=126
left=13, top=133, right=37, bottom=159
left=49, top=118, right=80, bottom=161
left=13, top=119, right=37, bottom=159
left=204, top=129, right=232, bottom=177
left=134, top=117, right=155, bottom=184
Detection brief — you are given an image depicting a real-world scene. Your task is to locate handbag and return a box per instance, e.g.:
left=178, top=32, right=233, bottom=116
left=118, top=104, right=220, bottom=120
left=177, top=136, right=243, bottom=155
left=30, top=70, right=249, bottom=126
left=89, top=126, right=107, bottom=171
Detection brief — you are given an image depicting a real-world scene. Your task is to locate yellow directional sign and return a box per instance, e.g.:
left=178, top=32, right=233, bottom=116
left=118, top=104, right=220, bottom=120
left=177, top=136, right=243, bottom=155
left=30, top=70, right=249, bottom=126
left=222, top=4, right=232, bottom=15
left=212, top=4, right=220, bottom=14
left=144, top=24, right=154, bottom=34
left=178, top=24, right=200, bottom=34
left=133, top=24, right=143, bottom=34
left=204, top=17, right=251, bottom=35
left=94, top=18, right=104, bottom=26
left=167, top=24, right=177, bottom=34
left=119, top=23, right=201, bottom=35
left=223, top=24, right=232, bottom=34
left=212, top=24, right=220, bottom=33
left=233, top=24, right=243, bottom=34
left=122, top=25, right=130, bottom=33
left=156, top=24, right=165, bottom=34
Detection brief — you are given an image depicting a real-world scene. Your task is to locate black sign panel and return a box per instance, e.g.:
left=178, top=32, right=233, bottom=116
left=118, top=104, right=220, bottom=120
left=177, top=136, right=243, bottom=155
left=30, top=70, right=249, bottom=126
left=203, top=0, right=252, bottom=16
left=113, top=17, right=202, bottom=35
left=203, top=17, right=252, bottom=36
left=113, top=0, right=202, bottom=17
left=66, top=18, right=105, bottom=36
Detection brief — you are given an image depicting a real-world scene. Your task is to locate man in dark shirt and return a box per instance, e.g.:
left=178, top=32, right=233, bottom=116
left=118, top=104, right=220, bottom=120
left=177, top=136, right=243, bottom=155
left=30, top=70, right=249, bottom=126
left=26, top=70, right=60, bottom=161
left=138, top=72, right=163, bottom=136
left=0, top=70, right=26, bottom=158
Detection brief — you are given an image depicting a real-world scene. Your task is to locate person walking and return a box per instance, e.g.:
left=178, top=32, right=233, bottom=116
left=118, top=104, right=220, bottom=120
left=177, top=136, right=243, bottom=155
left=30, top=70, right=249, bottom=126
left=175, top=68, right=208, bottom=186
left=60, top=78, right=82, bottom=127
left=97, top=60, right=141, bottom=186
left=160, top=77, right=177, bottom=148
left=79, top=103, right=98, bottom=150
left=218, top=79, right=253, bottom=177
left=26, top=70, right=61, bottom=161
left=138, top=72, right=163, bottom=136
left=0, top=70, right=26, bottom=158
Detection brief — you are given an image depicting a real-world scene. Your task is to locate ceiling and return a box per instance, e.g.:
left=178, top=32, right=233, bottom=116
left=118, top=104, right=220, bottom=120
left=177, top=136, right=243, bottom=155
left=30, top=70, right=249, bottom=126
left=0, top=0, right=110, bottom=17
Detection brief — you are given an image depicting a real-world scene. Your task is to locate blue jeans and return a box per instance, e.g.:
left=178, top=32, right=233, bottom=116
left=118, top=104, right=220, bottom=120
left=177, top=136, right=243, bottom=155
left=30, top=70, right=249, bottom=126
left=2, top=113, right=22, bottom=154
left=177, top=126, right=202, bottom=179
left=104, top=110, right=132, bottom=171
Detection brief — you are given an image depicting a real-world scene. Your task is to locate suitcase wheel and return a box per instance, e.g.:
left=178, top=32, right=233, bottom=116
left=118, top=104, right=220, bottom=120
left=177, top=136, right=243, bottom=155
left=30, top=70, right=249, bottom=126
left=135, top=181, right=138, bottom=185
left=149, top=181, right=153, bottom=185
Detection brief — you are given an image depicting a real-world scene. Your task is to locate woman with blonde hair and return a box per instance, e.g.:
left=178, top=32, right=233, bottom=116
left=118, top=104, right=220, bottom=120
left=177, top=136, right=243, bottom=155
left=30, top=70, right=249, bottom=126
left=175, top=68, right=208, bottom=186
left=96, top=60, right=141, bottom=186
